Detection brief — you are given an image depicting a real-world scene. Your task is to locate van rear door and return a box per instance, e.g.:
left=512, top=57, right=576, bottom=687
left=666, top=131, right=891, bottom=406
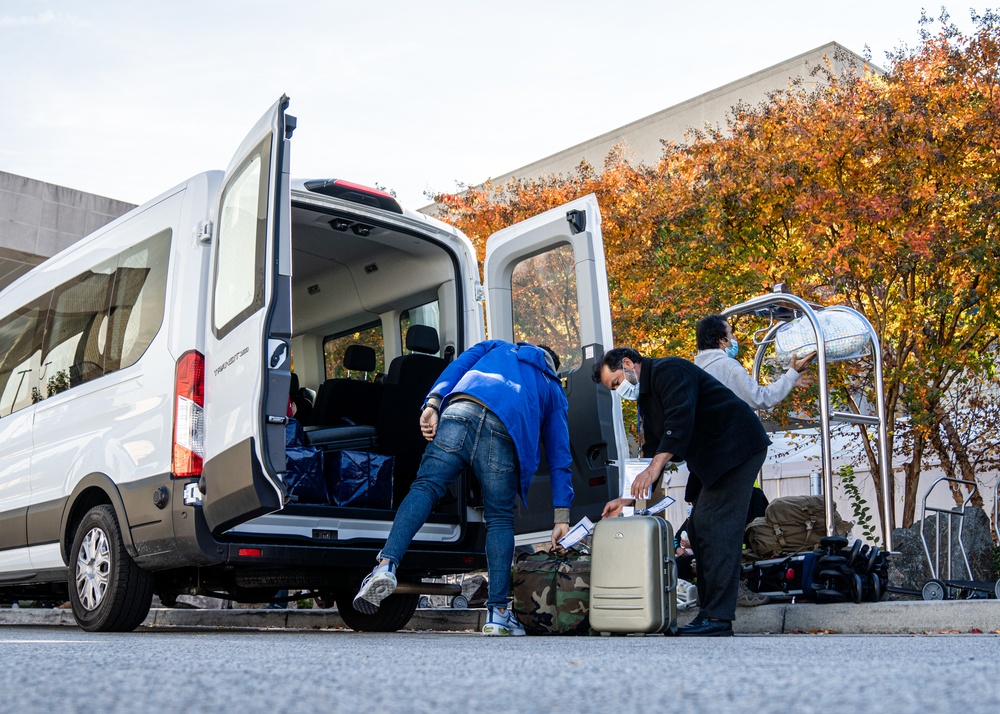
left=200, top=96, right=294, bottom=534
left=483, top=194, right=627, bottom=536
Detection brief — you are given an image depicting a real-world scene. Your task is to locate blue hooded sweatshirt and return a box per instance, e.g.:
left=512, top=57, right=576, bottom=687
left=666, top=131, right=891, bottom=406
left=425, top=340, right=573, bottom=509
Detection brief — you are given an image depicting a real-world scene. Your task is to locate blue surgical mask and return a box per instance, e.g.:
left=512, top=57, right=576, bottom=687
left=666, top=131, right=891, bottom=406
left=616, top=368, right=640, bottom=401
left=686, top=504, right=693, bottom=517
left=725, top=338, right=739, bottom=359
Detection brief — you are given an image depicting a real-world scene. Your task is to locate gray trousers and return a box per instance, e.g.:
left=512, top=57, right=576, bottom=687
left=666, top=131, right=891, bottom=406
left=687, top=448, right=768, bottom=621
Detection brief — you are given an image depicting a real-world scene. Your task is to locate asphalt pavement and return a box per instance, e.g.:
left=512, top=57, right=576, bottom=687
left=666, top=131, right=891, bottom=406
left=2, top=598, right=998, bottom=634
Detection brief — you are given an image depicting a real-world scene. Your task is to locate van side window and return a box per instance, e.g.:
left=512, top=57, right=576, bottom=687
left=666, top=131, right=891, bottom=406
left=39, top=256, right=117, bottom=394
left=0, top=301, right=46, bottom=415
left=324, top=321, right=384, bottom=379
left=212, top=139, right=272, bottom=338
left=510, top=243, right=580, bottom=372
left=105, top=230, right=171, bottom=371
left=400, top=300, right=440, bottom=356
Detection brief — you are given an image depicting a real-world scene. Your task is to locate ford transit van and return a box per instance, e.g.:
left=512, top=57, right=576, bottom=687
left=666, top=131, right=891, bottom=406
left=0, top=96, right=626, bottom=631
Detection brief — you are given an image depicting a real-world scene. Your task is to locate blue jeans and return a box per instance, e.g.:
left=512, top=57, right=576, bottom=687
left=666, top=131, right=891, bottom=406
left=379, top=400, right=519, bottom=608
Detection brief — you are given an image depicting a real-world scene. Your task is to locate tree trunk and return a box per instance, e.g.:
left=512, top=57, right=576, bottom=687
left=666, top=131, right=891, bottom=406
left=901, top=432, right=926, bottom=528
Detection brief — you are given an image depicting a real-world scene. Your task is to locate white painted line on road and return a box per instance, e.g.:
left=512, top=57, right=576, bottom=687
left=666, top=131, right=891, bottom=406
left=0, top=640, right=92, bottom=643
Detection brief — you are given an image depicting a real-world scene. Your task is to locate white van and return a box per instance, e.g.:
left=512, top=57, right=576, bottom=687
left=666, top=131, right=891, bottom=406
left=0, top=96, right=627, bottom=632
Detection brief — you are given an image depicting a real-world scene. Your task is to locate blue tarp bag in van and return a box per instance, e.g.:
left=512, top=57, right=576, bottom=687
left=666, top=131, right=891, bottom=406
left=326, top=450, right=394, bottom=509
left=283, top=419, right=328, bottom=504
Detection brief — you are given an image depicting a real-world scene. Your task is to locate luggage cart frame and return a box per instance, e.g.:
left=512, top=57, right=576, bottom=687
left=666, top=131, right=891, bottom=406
left=720, top=291, right=895, bottom=550
left=918, top=476, right=1000, bottom=601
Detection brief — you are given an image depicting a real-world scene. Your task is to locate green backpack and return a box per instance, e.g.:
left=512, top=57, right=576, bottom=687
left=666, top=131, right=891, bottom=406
left=511, top=550, right=591, bottom=635
left=745, top=495, right=852, bottom=559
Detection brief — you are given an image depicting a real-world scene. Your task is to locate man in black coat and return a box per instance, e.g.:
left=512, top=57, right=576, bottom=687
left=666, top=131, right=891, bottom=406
left=594, top=347, right=770, bottom=636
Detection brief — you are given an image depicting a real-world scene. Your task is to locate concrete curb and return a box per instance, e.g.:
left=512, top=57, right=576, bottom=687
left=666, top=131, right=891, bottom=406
left=1, top=601, right=998, bottom=634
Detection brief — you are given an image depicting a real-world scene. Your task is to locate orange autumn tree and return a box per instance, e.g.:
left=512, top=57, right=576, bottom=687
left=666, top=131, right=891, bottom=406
left=657, top=9, right=1000, bottom=528
left=432, top=147, right=673, bottom=355
left=432, top=10, right=1000, bottom=531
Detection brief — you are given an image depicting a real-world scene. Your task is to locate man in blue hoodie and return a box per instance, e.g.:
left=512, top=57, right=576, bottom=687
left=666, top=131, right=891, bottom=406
left=352, top=340, right=573, bottom=636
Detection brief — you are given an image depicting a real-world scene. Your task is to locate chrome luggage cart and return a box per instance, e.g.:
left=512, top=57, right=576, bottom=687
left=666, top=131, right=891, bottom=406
left=720, top=289, right=895, bottom=550
left=725, top=290, right=895, bottom=602
left=918, top=477, right=1000, bottom=601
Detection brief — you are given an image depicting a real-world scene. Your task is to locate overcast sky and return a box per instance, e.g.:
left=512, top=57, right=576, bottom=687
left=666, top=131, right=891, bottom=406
left=0, top=1, right=985, bottom=210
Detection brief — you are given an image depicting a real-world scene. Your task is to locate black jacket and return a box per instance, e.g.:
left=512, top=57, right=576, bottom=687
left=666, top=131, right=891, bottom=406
left=638, top=357, right=770, bottom=488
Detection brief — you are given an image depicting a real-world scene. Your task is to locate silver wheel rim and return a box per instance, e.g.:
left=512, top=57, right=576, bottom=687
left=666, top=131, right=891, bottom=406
left=75, top=527, right=111, bottom=611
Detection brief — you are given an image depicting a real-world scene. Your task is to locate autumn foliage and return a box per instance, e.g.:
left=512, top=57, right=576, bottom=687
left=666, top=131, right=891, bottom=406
left=432, top=9, right=1000, bottom=529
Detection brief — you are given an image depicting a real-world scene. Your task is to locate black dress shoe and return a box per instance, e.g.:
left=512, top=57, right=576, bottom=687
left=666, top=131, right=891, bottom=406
left=678, top=616, right=734, bottom=637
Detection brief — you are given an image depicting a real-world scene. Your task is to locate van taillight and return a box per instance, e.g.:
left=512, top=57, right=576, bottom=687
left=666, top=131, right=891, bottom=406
left=173, top=350, right=205, bottom=478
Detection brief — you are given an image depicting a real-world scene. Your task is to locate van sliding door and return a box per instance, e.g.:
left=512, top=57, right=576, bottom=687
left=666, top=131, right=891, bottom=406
left=483, top=194, right=628, bottom=539
left=201, top=96, right=294, bottom=534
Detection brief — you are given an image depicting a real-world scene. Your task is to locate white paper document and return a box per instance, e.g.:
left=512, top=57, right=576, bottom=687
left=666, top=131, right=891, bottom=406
left=557, top=516, right=595, bottom=550
left=624, top=458, right=654, bottom=499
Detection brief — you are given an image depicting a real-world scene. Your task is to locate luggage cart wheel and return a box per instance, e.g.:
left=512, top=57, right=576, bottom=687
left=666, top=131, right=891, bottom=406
left=450, top=594, right=469, bottom=609
left=922, top=579, right=947, bottom=601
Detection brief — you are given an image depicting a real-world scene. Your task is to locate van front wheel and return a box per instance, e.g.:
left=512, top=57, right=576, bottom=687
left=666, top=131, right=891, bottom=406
left=69, top=505, right=154, bottom=632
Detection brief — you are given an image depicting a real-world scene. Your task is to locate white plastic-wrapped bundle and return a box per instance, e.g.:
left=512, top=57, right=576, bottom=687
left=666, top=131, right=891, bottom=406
left=774, top=310, right=871, bottom=364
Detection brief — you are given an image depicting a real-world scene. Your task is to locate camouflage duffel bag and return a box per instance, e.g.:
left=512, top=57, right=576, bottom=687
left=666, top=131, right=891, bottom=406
left=511, top=550, right=591, bottom=635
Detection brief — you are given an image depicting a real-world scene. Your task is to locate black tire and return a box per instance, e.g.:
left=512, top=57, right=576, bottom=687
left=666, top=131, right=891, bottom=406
left=845, top=539, right=862, bottom=567
left=69, top=505, right=153, bottom=632
left=850, top=574, right=863, bottom=604
left=815, top=588, right=847, bottom=604
left=817, top=555, right=848, bottom=569
left=866, top=545, right=880, bottom=574
left=335, top=590, right=419, bottom=632
left=868, top=573, right=882, bottom=602
left=819, top=535, right=849, bottom=551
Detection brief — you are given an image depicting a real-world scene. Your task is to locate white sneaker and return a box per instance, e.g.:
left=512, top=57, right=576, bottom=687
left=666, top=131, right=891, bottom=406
left=482, top=606, right=526, bottom=636
left=352, top=562, right=397, bottom=614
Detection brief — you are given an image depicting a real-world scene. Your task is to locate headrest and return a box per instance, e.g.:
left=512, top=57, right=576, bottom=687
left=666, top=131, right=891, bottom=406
left=344, top=344, right=377, bottom=372
left=406, top=325, right=440, bottom=355
left=289, top=371, right=300, bottom=394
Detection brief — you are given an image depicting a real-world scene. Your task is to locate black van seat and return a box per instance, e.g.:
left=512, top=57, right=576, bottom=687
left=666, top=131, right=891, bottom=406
left=306, top=344, right=382, bottom=450
left=289, top=372, right=314, bottom=424
left=378, top=325, right=448, bottom=504
left=303, top=423, right=377, bottom=451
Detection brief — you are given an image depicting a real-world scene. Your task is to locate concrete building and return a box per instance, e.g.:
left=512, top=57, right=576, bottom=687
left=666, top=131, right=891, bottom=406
left=0, top=171, right=134, bottom=293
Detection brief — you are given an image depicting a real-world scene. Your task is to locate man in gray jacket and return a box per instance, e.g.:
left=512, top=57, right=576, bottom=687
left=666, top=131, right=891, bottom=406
left=694, top=315, right=814, bottom=407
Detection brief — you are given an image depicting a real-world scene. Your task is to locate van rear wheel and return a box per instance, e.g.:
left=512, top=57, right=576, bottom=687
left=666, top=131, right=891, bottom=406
left=69, top=505, right=153, bottom=632
left=335, top=590, right=419, bottom=632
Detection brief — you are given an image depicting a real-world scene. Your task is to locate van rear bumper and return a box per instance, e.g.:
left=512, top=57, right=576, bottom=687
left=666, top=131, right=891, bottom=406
left=132, top=477, right=487, bottom=578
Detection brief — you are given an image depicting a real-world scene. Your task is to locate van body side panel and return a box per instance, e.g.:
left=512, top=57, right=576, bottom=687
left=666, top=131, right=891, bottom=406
left=0, top=410, right=32, bottom=558
left=25, top=497, right=63, bottom=546
left=26, top=193, right=185, bottom=571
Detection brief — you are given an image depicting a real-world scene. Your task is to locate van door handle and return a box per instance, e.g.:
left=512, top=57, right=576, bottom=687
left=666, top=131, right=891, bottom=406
left=267, top=415, right=288, bottom=425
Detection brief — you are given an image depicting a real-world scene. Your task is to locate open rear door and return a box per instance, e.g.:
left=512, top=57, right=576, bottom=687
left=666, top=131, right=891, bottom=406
left=484, top=194, right=627, bottom=537
left=200, top=96, right=294, bottom=534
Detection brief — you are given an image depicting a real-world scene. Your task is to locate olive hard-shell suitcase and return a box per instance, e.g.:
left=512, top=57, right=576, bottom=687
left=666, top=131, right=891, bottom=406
left=589, top=516, right=678, bottom=634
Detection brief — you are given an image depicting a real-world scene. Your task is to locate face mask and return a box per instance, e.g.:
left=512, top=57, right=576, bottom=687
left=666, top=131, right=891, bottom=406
left=725, top=338, right=739, bottom=359
left=686, top=504, right=693, bottom=517
left=616, top=368, right=640, bottom=401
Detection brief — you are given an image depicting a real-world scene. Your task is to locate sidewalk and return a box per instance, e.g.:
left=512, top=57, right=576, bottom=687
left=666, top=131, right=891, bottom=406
left=1, top=599, right=998, bottom=634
